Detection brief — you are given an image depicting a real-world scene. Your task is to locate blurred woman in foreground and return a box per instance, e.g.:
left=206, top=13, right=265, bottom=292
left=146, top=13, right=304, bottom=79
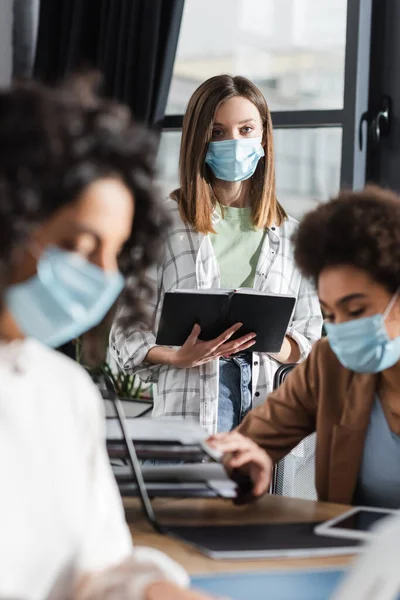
left=0, top=79, right=211, bottom=600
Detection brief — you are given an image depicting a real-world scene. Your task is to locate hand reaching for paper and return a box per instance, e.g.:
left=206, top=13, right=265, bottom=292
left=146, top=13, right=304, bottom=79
left=207, top=431, right=274, bottom=503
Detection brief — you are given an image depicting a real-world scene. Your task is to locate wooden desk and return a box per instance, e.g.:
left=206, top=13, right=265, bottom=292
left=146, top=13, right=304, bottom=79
left=124, top=495, right=356, bottom=575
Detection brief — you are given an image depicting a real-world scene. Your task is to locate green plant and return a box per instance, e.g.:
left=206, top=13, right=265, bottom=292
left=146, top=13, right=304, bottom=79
left=97, top=362, right=143, bottom=399
left=75, top=337, right=143, bottom=399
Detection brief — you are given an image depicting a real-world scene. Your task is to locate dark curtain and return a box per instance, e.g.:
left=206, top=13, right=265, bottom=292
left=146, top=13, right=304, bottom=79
left=33, top=0, right=184, bottom=125
left=33, top=0, right=184, bottom=360
left=12, top=0, right=41, bottom=78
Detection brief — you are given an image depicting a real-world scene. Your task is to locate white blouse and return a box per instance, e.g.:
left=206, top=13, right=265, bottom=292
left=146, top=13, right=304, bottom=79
left=111, top=198, right=322, bottom=434
left=0, top=339, right=188, bottom=600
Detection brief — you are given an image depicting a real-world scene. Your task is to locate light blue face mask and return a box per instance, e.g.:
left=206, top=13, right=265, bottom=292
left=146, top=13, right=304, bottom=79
left=205, top=137, right=265, bottom=182
left=325, top=292, right=400, bottom=373
left=5, top=246, right=125, bottom=348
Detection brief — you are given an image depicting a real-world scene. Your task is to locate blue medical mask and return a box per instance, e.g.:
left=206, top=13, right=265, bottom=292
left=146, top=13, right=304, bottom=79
left=325, top=292, right=400, bottom=373
left=205, top=137, right=265, bottom=182
left=5, top=246, right=125, bottom=348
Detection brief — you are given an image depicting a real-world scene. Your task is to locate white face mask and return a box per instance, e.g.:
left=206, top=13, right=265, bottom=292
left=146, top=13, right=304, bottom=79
left=205, top=137, right=265, bottom=181
left=5, top=246, right=124, bottom=347
left=324, top=291, right=400, bottom=373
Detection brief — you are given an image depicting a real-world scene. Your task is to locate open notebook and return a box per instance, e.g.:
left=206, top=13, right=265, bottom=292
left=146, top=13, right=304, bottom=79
left=156, top=288, right=296, bottom=352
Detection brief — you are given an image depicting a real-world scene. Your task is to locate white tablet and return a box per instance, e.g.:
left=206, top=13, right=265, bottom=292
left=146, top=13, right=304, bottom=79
left=314, top=507, right=399, bottom=541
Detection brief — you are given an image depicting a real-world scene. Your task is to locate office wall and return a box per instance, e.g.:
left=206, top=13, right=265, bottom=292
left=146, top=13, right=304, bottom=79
left=0, top=0, right=13, bottom=86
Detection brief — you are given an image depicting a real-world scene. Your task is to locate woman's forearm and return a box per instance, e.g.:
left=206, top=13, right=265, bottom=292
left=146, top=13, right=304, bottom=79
left=145, top=346, right=178, bottom=366
left=269, top=335, right=300, bottom=364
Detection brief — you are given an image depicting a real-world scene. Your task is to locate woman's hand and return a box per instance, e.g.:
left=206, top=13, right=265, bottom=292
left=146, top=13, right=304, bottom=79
left=171, top=323, right=256, bottom=369
left=207, top=432, right=273, bottom=503
left=72, top=569, right=221, bottom=600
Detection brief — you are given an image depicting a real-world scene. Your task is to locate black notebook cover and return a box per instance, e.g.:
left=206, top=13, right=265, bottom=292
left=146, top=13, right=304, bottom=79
left=156, top=289, right=296, bottom=353
left=166, top=521, right=360, bottom=558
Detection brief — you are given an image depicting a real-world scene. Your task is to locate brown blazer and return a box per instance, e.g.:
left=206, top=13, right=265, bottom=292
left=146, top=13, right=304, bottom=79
left=237, top=338, right=381, bottom=505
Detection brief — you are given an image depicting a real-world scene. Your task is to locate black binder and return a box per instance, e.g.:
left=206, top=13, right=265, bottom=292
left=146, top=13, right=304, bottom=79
left=156, top=288, right=296, bottom=352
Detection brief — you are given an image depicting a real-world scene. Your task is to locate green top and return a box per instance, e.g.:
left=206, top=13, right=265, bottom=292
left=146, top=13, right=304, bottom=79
left=210, top=204, right=266, bottom=289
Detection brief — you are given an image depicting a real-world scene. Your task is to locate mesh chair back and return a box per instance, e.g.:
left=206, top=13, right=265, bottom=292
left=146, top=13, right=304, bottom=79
left=271, top=364, right=317, bottom=501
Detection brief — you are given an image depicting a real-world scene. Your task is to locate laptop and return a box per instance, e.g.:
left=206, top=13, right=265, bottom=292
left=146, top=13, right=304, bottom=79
left=110, top=395, right=363, bottom=559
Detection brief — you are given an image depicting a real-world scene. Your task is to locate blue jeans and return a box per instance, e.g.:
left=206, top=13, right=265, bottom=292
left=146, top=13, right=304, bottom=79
left=217, top=355, right=253, bottom=433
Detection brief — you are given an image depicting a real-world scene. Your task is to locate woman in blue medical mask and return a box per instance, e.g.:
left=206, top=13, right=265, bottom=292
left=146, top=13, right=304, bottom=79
left=0, top=79, right=213, bottom=600
left=209, top=186, right=400, bottom=509
left=111, top=74, right=322, bottom=434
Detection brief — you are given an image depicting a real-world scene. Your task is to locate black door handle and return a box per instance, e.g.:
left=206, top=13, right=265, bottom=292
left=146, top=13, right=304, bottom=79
left=358, top=96, right=391, bottom=151
left=370, top=95, right=391, bottom=147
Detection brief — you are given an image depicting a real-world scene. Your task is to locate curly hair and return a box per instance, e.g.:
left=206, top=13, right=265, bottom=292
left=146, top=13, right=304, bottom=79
left=293, top=185, right=400, bottom=294
left=0, top=76, right=167, bottom=362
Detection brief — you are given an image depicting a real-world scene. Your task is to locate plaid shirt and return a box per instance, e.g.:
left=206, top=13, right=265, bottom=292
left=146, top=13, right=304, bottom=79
left=110, top=198, right=322, bottom=434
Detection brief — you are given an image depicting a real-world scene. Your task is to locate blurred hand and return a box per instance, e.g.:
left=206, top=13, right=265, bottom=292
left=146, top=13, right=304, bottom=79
left=207, top=432, right=273, bottom=503
left=172, top=323, right=256, bottom=369
left=73, top=571, right=222, bottom=600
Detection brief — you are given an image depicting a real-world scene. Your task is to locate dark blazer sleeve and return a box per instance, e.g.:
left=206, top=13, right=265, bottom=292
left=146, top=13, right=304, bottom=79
left=237, top=342, right=320, bottom=463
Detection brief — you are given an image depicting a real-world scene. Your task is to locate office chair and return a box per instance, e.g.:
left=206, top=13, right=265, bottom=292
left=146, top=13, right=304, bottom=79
left=270, top=364, right=317, bottom=501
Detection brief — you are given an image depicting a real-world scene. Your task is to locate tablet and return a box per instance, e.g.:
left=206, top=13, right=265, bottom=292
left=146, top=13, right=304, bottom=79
left=314, top=507, right=399, bottom=541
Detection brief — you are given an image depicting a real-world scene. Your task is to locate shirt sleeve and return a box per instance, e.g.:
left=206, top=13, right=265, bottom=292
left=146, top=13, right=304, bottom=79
left=77, top=375, right=189, bottom=599
left=237, top=345, right=319, bottom=463
left=109, top=263, right=164, bottom=384
left=286, top=274, right=323, bottom=362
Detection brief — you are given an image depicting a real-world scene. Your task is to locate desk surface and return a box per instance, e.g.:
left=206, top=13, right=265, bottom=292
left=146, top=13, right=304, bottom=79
left=124, top=494, right=355, bottom=575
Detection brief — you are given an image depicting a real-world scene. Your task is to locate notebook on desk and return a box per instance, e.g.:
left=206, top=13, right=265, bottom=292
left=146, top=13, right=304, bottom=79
left=156, top=288, right=296, bottom=352
left=165, top=521, right=361, bottom=559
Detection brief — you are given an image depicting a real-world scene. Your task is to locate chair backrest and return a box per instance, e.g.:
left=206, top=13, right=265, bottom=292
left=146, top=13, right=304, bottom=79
left=271, top=364, right=317, bottom=501
left=273, top=363, right=296, bottom=389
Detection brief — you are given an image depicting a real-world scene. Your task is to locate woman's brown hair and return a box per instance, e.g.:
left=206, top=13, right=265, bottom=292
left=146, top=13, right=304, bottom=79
left=171, top=74, right=287, bottom=234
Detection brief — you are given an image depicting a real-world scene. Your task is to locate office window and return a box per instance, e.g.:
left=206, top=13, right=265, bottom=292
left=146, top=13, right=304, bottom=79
left=274, top=128, right=341, bottom=219
left=167, top=0, right=347, bottom=114
left=160, top=0, right=372, bottom=213
left=157, top=128, right=342, bottom=220
left=157, top=131, right=181, bottom=196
